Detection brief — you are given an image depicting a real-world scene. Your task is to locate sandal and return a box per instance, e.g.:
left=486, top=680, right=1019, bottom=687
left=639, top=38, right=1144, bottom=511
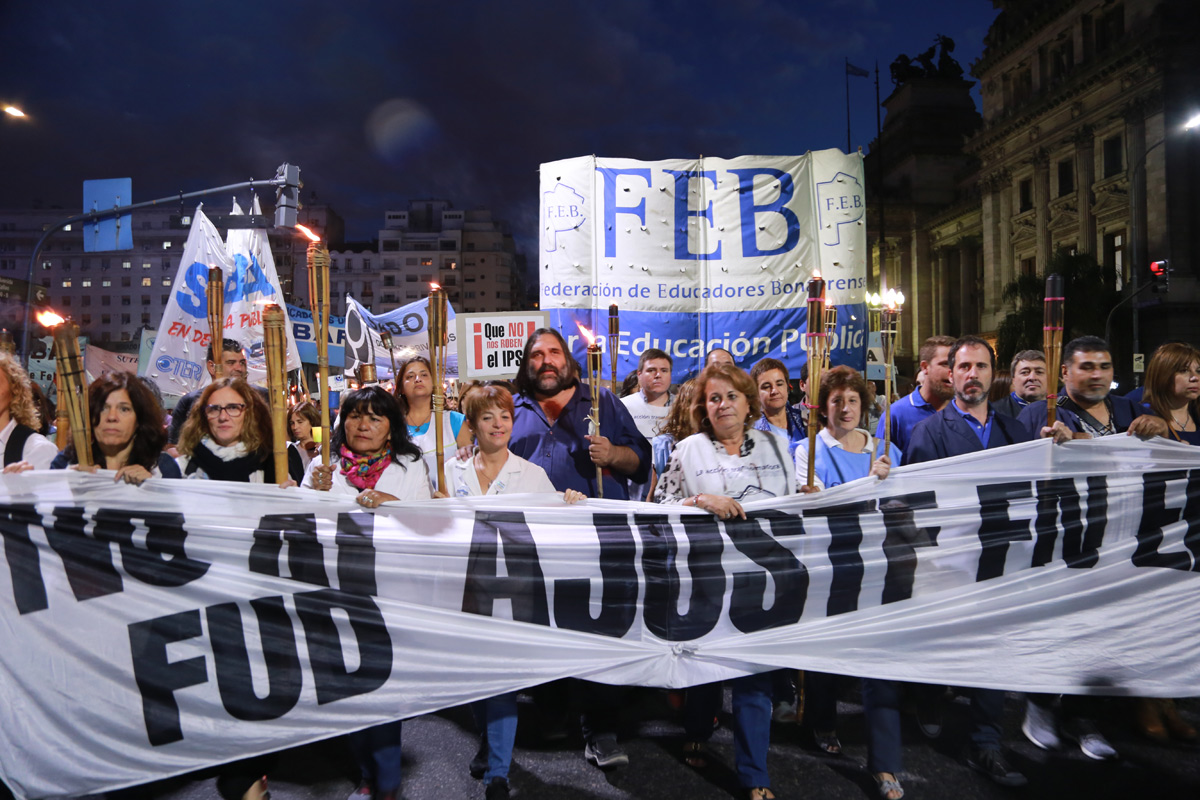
left=682, top=741, right=708, bottom=769
left=814, top=730, right=842, bottom=756
left=874, top=772, right=904, bottom=800
left=747, top=788, right=775, bottom=800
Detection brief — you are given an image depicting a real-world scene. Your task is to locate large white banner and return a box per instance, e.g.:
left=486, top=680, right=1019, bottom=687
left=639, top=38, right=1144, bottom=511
left=3, top=438, right=1200, bottom=798
left=343, top=295, right=458, bottom=380
left=84, top=343, right=140, bottom=382
left=539, top=152, right=868, bottom=377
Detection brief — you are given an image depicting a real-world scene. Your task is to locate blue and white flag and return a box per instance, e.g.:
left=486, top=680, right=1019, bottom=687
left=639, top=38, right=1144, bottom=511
left=343, top=294, right=458, bottom=380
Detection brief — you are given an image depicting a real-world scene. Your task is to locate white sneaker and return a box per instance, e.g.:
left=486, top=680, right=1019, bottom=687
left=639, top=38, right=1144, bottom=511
left=1021, top=698, right=1061, bottom=750
left=772, top=700, right=798, bottom=723
left=1064, top=719, right=1118, bottom=761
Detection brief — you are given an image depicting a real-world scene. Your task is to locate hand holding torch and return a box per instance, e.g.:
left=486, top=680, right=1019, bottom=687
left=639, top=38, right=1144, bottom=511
left=1043, top=274, right=1064, bottom=428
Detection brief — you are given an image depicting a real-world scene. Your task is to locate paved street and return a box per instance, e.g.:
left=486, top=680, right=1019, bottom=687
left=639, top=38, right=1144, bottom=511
left=11, top=688, right=1199, bottom=800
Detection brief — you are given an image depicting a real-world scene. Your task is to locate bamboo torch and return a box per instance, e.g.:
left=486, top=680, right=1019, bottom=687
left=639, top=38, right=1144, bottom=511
left=427, top=283, right=449, bottom=493
left=1043, top=273, right=1064, bottom=428
left=0, top=329, right=14, bottom=356
left=206, top=267, right=225, bottom=378
left=299, top=224, right=332, bottom=466
left=263, top=303, right=289, bottom=485
left=608, top=304, right=620, bottom=392
left=804, top=273, right=827, bottom=489
left=379, top=330, right=399, bottom=388
left=52, top=317, right=92, bottom=467
left=36, top=311, right=72, bottom=450
left=879, top=290, right=903, bottom=457
left=577, top=323, right=605, bottom=498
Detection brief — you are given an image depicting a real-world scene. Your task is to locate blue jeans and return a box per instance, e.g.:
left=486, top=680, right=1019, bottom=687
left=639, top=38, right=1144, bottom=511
left=731, top=672, right=773, bottom=789
left=348, top=720, right=403, bottom=794
left=862, top=678, right=903, bottom=774
left=471, top=692, right=518, bottom=782
left=970, top=688, right=1006, bottom=749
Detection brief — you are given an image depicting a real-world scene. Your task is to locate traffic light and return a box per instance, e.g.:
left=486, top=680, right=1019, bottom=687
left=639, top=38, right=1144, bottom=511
left=1149, top=259, right=1170, bottom=292
left=273, top=163, right=301, bottom=228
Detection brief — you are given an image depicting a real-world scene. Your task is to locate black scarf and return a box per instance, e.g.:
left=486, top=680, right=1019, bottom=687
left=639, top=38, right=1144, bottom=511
left=185, top=441, right=274, bottom=483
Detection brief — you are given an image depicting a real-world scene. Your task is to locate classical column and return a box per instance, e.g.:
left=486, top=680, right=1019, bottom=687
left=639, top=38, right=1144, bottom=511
left=960, top=239, right=977, bottom=334
left=1033, top=148, right=1052, bottom=269
left=998, top=179, right=1014, bottom=290
left=913, top=229, right=934, bottom=345
left=1074, top=128, right=1096, bottom=255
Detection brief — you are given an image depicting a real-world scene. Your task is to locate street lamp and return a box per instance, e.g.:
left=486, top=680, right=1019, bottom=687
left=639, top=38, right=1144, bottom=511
left=3, top=105, right=25, bottom=118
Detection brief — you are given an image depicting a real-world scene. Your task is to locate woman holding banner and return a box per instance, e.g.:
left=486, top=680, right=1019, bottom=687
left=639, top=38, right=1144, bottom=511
left=397, top=356, right=473, bottom=493
left=304, top=384, right=428, bottom=800
left=792, top=365, right=904, bottom=800
left=444, top=383, right=581, bottom=800
left=50, top=371, right=181, bottom=481
left=176, top=378, right=275, bottom=482
left=654, top=362, right=795, bottom=800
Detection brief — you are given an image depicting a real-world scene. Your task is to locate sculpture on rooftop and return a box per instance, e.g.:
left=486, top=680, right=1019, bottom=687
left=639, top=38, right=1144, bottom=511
left=890, top=34, right=964, bottom=86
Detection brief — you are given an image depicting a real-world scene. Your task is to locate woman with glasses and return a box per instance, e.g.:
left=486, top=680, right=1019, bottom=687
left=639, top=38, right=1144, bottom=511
left=793, top=365, right=904, bottom=800
left=396, top=356, right=473, bottom=494
left=653, top=362, right=795, bottom=800
left=176, top=378, right=275, bottom=482
left=51, top=371, right=181, bottom=482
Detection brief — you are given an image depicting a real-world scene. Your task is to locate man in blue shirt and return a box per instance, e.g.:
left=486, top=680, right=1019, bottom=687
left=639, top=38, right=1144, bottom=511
left=510, top=328, right=650, bottom=500
left=876, top=335, right=955, bottom=458
left=509, top=327, right=650, bottom=770
left=904, top=336, right=1070, bottom=787
left=991, top=349, right=1047, bottom=418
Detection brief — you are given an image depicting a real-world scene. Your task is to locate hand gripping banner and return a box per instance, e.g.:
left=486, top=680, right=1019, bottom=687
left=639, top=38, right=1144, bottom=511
left=2, top=437, right=1200, bottom=798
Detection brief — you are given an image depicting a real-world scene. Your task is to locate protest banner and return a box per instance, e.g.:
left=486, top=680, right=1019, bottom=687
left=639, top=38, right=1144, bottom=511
left=455, top=311, right=548, bottom=379
left=3, top=437, right=1200, bottom=799
left=286, top=303, right=346, bottom=367
left=83, top=344, right=140, bottom=382
left=343, top=295, right=458, bottom=380
left=539, top=151, right=868, bottom=378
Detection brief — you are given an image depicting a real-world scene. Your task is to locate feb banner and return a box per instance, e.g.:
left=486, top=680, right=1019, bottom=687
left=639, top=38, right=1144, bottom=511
left=455, top=311, right=548, bottom=379
left=539, top=151, right=868, bottom=378
left=343, top=295, right=458, bottom=381
left=4, top=438, right=1200, bottom=798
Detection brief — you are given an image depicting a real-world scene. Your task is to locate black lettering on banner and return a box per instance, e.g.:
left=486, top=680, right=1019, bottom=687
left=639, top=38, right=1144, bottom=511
left=92, top=509, right=209, bottom=587
left=1033, top=477, right=1107, bottom=569
left=976, top=482, right=1035, bottom=581
left=45, top=505, right=123, bottom=601
left=0, top=503, right=47, bottom=614
left=1133, top=469, right=1200, bottom=571
left=249, top=514, right=330, bottom=588
left=128, top=609, right=207, bottom=746
left=878, top=491, right=941, bottom=605
left=803, top=501, right=874, bottom=616
left=726, top=510, right=807, bottom=632
left=640, top=513, right=726, bottom=641
left=335, top=512, right=378, bottom=596
left=293, top=588, right=392, bottom=705
left=207, top=596, right=302, bottom=721
left=460, top=512, right=549, bottom=625
left=553, top=513, right=637, bottom=638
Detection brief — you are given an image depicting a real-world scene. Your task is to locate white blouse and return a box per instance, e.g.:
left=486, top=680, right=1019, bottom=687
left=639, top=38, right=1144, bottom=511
left=302, top=454, right=433, bottom=501
left=446, top=451, right=558, bottom=497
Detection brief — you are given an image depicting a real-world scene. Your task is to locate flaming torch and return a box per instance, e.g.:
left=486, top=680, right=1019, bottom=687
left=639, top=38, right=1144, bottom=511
left=299, top=224, right=332, bottom=466
left=41, top=311, right=92, bottom=467
left=608, top=304, right=620, bottom=392
left=428, top=283, right=450, bottom=493
left=577, top=322, right=605, bottom=498
left=1043, top=273, right=1064, bottom=428
left=263, top=303, right=289, bottom=485
left=206, top=266, right=225, bottom=377
left=803, top=273, right=829, bottom=489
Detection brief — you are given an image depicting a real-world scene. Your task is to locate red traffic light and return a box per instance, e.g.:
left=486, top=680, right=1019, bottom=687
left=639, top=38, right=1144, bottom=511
left=1150, top=260, right=1168, bottom=277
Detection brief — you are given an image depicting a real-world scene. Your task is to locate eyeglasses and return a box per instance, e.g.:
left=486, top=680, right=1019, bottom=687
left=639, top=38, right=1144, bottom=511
left=204, top=403, right=246, bottom=418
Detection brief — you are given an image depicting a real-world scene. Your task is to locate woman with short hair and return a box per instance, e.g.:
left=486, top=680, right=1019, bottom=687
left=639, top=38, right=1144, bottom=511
left=286, top=399, right=322, bottom=483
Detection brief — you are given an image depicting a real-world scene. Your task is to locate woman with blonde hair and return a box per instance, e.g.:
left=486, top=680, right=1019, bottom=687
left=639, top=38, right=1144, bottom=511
left=0, top=352, right=58, bottom=471
left=1143, top=341, right=1200, bottom=446
left=176, top=378, right=275, bottom=482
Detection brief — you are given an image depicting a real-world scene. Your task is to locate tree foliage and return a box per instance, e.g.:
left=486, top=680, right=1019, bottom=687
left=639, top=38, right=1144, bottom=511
left=995, top=248, right=1120, bottom=368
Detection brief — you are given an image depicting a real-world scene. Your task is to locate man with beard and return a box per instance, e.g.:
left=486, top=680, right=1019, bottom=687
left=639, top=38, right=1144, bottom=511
left=877, top=335, right=955, bottom=457
left=992, top=350, right=1048, bottom=418
left=904, top=336, right=1069, bottom=788
left=508, top=328, right=651, bottom=770
left=1017, top=335, right=1166, bottom=440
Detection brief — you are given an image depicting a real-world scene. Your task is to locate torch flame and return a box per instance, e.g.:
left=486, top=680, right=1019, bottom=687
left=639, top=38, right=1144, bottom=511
left=576, top=322, right=597, bottom=346
left=295, top=224, right=320, bottom=242
left=812, top=269, right=822, bottom=280
left=430, top=282, right=441, bottom=291
left=36, top=310, right=65, bottom=327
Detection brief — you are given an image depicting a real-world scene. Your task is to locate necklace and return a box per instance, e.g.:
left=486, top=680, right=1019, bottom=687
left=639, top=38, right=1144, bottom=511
left=474, top=453, right=501, bottom=490
left=1171, top=409, right=1191, bottom=430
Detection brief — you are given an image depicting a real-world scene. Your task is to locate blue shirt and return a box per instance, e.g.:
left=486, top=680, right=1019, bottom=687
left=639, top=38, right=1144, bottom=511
left=876, top=388, right=938, bottom=455
left=753, top=404, right=807, bottom=458
left=510, top=381, right=651, bottom=499
left=950, top=401, right=994, bottom=447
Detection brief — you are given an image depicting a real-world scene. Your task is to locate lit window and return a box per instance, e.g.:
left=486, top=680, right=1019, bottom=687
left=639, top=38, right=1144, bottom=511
left=82, top=279, right=92, bottom=288
left=162, top=276, right=171, bottom=286
left=142, top=277, right=152, bottom=287
left=142, top=262, right=151, bottom=269
left=102, top=279, right=112, bottom=288
left=61, top=279, right=71, bottom=288
left=162, top=241, right=171, bottom=250
left=122, top=261, right=131, bottom=270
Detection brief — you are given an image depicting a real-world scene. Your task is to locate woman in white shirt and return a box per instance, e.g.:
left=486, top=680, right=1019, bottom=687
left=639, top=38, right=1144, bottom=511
left=653, top=363, right=794, bottom=800
left=444, top=383, right=581, bottom=799
left=0, top=352, right=58, bottom=472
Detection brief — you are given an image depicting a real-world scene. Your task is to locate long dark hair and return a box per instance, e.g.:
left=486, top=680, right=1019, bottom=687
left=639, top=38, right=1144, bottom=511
left=64, top=371, right=167, bottom=470
left=332, top=385, right=422, bottom=464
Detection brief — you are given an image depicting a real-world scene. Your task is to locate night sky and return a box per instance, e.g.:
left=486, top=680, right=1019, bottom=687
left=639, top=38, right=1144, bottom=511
left=0, top=0, right=997, bottom=253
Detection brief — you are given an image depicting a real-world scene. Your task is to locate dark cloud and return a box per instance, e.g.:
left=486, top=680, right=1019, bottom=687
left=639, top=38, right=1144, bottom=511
left=0, top=0, right=995, bottom=252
